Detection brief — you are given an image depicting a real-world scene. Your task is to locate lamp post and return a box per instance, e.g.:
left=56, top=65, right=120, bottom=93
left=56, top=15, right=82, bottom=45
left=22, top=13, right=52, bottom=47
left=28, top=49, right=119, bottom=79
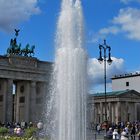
left=97, top=39, right=113, bottom=129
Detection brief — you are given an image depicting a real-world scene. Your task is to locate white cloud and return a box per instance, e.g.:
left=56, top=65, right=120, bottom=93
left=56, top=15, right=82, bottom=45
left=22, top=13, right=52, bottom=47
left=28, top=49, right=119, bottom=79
left=91, top=7, right=140, bottom=42
left=89, top=26, right=120, bottom=43
left=0, top=0, right=40, bottom=31
left=113, top=8, right=140, bottom=40
left=88, top=57, right=125, bottom=87
left=99, top=26, right=120, bottom=35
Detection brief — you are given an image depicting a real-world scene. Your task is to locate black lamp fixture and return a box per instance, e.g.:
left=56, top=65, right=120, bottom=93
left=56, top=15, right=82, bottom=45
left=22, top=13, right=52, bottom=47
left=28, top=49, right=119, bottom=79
left=98, top=45, right=103, bottom=63
left=107, top=48, right=113, bottom=65
left=97, top=39, right=113, bottom=131
left=98, top=39, right=113, bottom=65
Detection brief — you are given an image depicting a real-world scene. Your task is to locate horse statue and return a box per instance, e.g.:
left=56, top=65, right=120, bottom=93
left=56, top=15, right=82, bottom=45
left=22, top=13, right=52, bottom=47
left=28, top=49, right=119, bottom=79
left=20, top=44, right=35, bottom=57
left=6, top=29, right=35, bottom=57
left=28, top=45, right=35, bottom=57
left=7, top=29, right=21, bottom=55
left=21, top=44, right=30, bottom=56
left=14, top=43, right=21, bottom=55
left=7, top=38, right=16, bottom=54
left=7, top=47, right=12, bottom=54
left=7, top=38, right=21, bottom=55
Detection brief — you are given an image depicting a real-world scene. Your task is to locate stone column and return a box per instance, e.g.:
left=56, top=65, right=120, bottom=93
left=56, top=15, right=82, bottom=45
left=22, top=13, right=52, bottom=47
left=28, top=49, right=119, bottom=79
left=5, top=79, right=13, bottom=122
left=30, top=81, right=36, bottom=122
left=25, top=82, right=30, bottom=122
left=117, top=102, right=121, bottom=122
left=2, top=80, right=6, bottom=123
left=100, top=102, right=103, bottom=123
left=90, top=104, right=94, bottom=123
left=15, top=87, right=19, bottom=123
left=108, top=102, right=112, bottom=122
left=112, top=103, right=115, bottom=122
left=135, top=103, right=137, bottom=121
left=125, top=102, right=128, bottom=121
left=132, top=102, right=136, bottom=121
left=41, top=82, right=46, bottom=97
left=94, top=104, right=98, bottom=123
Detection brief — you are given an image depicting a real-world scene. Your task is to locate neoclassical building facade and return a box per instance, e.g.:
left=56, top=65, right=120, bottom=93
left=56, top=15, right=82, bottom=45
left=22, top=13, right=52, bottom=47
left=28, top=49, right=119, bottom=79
left=0, top=55, right=52, bottom=123
left=88, top=90, right=140, bottom=125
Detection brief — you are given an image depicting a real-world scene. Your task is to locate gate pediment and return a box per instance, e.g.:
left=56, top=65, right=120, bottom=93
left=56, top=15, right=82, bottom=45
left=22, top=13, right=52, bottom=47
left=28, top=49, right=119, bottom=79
left=118, top=90, right=140, bottom=99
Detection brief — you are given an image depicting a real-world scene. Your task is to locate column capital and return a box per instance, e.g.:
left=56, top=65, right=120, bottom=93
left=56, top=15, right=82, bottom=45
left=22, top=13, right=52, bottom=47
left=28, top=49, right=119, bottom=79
left=31, top=81, right=36, bottom=87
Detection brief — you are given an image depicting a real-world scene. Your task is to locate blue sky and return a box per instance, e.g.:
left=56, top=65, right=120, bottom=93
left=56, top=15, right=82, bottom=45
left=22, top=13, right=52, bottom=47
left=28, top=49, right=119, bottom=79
left=0, top=0, right=140, bottom=92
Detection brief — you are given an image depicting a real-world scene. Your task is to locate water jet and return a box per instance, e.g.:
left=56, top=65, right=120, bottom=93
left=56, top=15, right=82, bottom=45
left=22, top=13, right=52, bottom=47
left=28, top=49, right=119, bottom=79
left=46, top=1, right=88, bottom=140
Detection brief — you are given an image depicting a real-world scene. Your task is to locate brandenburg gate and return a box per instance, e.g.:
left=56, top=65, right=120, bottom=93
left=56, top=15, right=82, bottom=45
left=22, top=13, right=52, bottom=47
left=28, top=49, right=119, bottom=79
left=0, top=55, right=52, bottom=123
left=0, top=30, right=52, bottom=123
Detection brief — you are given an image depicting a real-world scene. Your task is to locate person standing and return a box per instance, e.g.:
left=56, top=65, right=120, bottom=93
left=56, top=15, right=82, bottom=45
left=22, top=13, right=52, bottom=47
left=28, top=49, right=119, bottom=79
left=97, top=124, right=101, bottom=134
left=131, top=125, right=136, bottom=140
left=121, top=129, right=129, bottom=140
left=106, top=127, right=113, bottom=139
left=113, top=129, right=119, bottom=140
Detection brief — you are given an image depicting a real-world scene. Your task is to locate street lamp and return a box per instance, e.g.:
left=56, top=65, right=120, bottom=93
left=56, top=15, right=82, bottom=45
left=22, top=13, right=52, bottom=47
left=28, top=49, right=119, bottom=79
left=97, top=39, right=113, bottom=128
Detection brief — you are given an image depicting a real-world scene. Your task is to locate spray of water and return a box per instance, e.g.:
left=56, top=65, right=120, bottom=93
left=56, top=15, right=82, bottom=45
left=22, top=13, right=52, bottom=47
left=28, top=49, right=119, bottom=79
left=45, top=0, right=87, bottom=140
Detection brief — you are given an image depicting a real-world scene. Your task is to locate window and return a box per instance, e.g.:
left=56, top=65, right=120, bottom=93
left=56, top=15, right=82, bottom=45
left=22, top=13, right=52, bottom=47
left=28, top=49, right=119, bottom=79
left=19, top=96, right=25, bottom=103
left=0, top=95, right=3, bottom=102
left=36, top=84, right=40, bottom=95
left=126, top=82, right=129, bottom=86
left=20, top=85, right=24, bottom=93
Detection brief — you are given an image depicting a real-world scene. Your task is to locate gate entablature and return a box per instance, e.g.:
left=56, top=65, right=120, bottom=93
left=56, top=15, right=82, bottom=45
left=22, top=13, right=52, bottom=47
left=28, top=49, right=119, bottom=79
left=0, top=55, right=52, bottom=82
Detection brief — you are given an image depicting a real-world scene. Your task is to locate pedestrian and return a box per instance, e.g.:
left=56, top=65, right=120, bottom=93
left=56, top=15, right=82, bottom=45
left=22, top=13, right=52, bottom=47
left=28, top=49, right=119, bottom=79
left=131, top=125, right=136, bottom=140
left=113, top=129, right=119, bottom=140
left=121, top=129, right=129, bottom=140
left=137, top=131, right=140, bottom=140
left=106, top=127, right=113, bottom=139
left=97, top=124, right=101, bottom=134
left=16, top=125, right=22, bottom=136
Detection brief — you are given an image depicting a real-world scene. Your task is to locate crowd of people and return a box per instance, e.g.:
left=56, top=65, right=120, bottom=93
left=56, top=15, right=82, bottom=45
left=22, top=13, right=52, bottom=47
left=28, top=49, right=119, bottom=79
left=96, top=121, right=140, bottom=140
left=0, top=121, right=44, bottom=137
left=1, top=121, right=140, bottom=139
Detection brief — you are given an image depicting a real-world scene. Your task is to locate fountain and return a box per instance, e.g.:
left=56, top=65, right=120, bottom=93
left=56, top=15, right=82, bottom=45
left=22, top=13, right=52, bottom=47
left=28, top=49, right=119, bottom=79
left=45, top=0, right=88, bottom=140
